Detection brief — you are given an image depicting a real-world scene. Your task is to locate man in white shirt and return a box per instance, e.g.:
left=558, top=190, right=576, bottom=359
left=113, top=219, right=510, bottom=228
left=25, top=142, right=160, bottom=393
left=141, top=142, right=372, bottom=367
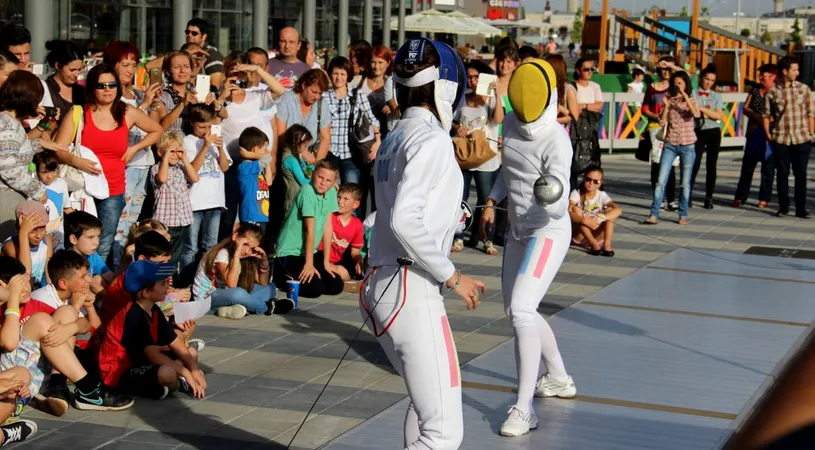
left=0, top=24, right=54, bottom=108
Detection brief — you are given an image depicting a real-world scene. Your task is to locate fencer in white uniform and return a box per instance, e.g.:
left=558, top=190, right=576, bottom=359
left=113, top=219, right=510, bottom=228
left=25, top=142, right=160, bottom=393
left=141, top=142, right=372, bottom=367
left=360, top=38, right=486, bottom=450
left=481, top=59, right=577, bottom=437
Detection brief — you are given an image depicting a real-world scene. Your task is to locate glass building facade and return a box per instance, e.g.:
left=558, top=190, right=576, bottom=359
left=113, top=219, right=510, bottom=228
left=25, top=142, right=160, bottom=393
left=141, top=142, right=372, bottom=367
left=0, top=0, right=421, bottom=58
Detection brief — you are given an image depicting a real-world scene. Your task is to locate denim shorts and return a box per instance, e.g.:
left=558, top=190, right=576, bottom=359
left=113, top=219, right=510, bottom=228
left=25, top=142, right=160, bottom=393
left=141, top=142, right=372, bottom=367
left=0, top=325, right=50, bottom=397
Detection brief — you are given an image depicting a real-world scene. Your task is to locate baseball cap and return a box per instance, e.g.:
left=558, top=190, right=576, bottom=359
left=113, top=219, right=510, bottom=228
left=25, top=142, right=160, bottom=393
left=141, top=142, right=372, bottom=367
left=15, top=201, right=48, bottom=223
left=123, top=260, right=176, bottom=294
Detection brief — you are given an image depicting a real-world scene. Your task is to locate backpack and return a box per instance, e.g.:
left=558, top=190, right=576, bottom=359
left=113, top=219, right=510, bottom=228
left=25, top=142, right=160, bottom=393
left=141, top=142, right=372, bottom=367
left=348, top=78, right=376, bottom=166
left=568, top=83, right=602, bottom=173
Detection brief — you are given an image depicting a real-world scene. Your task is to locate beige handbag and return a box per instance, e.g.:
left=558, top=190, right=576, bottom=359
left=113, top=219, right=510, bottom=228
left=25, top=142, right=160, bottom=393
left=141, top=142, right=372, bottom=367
left=453, top=129, right=495, bottom=170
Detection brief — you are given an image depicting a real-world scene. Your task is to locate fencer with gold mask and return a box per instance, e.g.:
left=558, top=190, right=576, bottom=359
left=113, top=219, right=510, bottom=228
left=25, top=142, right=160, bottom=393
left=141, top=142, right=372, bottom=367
left=482, top=59, right=577, bottom=438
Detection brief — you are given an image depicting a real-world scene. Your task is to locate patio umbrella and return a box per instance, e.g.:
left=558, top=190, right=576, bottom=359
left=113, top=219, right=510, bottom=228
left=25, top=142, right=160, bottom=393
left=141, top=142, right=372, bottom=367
left=390, top=9, right=480, bottom=35
left=446, top=11, right=503, bottom=37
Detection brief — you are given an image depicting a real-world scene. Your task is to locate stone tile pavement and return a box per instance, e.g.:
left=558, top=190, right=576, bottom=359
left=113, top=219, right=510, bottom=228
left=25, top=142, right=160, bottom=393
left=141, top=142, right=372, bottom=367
left=14, top=151, right=815, bottom=449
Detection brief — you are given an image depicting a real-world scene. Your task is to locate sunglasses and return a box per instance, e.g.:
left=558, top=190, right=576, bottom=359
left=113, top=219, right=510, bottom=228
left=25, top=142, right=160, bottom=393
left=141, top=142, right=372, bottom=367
left=584, top=177, right=602, bottom=185
left=581, top=67, right=595, bottom=73
left=95, top=82, right=119, bottom=90
left=185, top=30, right=200, bottom=36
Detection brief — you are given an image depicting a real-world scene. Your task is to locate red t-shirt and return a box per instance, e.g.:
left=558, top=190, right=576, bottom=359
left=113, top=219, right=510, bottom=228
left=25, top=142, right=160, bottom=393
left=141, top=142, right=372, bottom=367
left=0, top=300, right=54, bottom=324
left=81, top=107, right=129, bottom=196
left=318, top=213, right=364, bottom=263
left=99, top=275, right=129, bottom=325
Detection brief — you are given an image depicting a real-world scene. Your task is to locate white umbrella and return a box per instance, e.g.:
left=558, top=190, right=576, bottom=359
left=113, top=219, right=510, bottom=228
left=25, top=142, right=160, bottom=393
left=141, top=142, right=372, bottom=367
left=390, top=9, right=480, bottom=35
left=446, top=11, right=503, bottom=37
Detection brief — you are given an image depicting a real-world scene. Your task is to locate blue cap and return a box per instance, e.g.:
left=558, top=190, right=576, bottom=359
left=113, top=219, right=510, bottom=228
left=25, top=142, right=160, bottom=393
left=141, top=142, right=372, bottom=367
left=123, top=260, right=176, bottom=294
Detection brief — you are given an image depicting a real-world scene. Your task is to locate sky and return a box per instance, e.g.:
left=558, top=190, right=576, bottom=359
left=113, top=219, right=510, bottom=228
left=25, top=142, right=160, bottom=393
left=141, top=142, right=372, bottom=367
left=523, top=0, right=814, bottom=17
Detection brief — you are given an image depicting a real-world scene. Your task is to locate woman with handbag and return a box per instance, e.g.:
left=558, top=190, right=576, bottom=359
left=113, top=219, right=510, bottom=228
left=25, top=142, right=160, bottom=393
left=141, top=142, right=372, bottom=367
left=644, top=71, right=700, bottom=225
left=0, top=71, right=68, bottom=242
left=54, top=64, right=162, bottom=263
left=325, top=56, right=381, bottom=186
left=451, top=60, right=504, bottom=255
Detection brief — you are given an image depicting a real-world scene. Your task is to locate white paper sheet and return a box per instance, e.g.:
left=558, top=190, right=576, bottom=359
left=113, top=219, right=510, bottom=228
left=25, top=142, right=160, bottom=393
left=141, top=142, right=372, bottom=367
left=475, top=73, right=497, bottom=97
left=173, top=297, right=211, bottom=323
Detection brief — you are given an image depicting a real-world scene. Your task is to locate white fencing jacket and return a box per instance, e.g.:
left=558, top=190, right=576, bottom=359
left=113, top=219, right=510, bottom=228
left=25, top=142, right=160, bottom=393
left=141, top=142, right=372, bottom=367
left=369, top=107, right=464, bottom=284
left=488, top=97, right=573, bottom=236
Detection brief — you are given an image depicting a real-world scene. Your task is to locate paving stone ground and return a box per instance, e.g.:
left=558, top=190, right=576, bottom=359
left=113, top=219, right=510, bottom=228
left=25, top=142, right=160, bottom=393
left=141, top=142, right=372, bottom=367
left=15, top=151, right=815, bottom=449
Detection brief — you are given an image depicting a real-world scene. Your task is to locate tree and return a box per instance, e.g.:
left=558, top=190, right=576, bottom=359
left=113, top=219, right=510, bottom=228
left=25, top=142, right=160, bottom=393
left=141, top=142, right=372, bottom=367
left=680, top=6, right=688, bottom=17
left=571, top=8, right=583, bottom=44
left=791, top=17, right=803, bottom=47
left=760, top=31, right=773, bottom=45
left=740, top=29, right=751, bottom=37
left=701, top=7, right=710, bottom=18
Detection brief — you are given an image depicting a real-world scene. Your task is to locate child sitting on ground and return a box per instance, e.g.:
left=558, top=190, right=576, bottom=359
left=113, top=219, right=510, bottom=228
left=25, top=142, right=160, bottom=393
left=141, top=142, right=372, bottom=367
left=193, top=224, right=283, bottom=319
left=318, top=183, right=364, bottom=281
left=0, top=257, right=134, bottom=413
left=279, top=124, right=314, bottom=215
left=33, top=150, right=73, bottom=250
left=28, top=250, right=100, bottom=416
left=2, top=202, right=52, bottom=290
left=150, top=131, right=200, bottom=265
left=237, top=127, right=273, bottom=234
left=181, top=104, right=231, bottom=273
left=117, top=219, right=170, bottom=275
left=65, top=211, right=115, bottom=295
left=94, top=260, right=206, bottom=400
left=274, top=161, right=344, bottom=299
left=568, top=166, right=621, bottom=257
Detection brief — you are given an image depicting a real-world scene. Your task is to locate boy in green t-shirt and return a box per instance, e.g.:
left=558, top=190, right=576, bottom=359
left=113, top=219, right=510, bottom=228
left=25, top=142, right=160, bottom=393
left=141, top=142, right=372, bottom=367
left=273, top=161, right=344, bottom=298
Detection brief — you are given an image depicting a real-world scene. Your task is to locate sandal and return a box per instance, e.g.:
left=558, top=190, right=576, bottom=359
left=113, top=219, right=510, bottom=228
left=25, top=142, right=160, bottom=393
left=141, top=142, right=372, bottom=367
left=678, top=217, right=689, bottom=225
left=643, top=216, right=658, bottom=225
left=600, top=249, right=615, bottom=257
left=483, top=240, right=498, bottom=255
left=451, top=238, right=464, bottom=252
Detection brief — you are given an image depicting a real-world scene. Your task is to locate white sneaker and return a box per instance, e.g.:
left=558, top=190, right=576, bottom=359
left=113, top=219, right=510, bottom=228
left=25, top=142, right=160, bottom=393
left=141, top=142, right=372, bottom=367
left=499, top=406, right=538, bottom=437
left=216, top=305, right=247, bottom=320
left=188, top=339, right=206, bottom=352
left=534, top=374, right=577, bottom=398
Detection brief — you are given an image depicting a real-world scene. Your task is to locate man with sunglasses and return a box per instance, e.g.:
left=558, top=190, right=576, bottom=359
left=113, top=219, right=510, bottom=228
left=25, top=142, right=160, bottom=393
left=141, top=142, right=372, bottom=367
left=184, top=18, right=224, bottom=90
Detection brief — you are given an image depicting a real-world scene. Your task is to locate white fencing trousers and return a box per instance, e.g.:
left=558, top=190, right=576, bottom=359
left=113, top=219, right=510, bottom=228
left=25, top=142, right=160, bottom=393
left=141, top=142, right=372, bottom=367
left=502, top=226, right=570, bottom=412
left=360, top=266, right=464, bottom=450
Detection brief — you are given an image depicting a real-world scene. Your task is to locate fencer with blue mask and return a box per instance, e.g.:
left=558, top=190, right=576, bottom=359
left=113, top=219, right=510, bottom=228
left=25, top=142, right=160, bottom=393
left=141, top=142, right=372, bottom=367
left=481, top=59, right=577, bottom=438
left=360, top=38, right=486, bottom=450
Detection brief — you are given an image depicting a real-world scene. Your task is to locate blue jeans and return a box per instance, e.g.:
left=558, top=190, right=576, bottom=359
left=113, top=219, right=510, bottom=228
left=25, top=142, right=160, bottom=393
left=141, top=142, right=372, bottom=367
left=336, top=156, right=361, bottom=185
left=95, top=194, right=126, bottom=264
left=181, top=209, right=221, bottom=272
left=210, top=284, right=275, bottom=315
left=456, top=169, right=499, bottom=243
left=650, top=144, right=695, bottom=219
left=111, top=167, right=149, bottom=269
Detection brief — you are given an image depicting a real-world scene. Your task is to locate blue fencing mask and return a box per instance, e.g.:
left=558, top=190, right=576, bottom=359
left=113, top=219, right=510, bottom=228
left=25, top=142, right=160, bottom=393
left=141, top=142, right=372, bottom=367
left=392, top=38, right=465, bottom=132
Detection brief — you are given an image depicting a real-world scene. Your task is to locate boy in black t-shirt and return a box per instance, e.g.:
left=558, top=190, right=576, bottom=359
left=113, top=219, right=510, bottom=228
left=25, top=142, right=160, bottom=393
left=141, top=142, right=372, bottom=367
left=94, top=260, right=206, bottom=400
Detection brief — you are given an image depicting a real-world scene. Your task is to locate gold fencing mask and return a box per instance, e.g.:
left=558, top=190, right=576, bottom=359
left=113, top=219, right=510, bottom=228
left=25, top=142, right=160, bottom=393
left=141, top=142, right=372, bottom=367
left=507, top=59, right=557, bottom=123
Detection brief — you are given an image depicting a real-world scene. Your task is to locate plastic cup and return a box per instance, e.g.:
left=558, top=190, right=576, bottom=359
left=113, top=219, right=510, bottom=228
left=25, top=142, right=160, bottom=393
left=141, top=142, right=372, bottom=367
left=286, top=280, right=300, bottom=307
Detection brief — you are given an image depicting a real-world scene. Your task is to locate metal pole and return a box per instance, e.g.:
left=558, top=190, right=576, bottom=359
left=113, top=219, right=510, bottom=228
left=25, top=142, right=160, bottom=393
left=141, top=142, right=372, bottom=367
left=25, top=0, right=53, bottom=64
left=304, top=0, right=316, bottom=45
left=735, top=0, right=741, bottom=35
left=254, top=0, right=269, bottom=49
left=382, top=0, right=392, bottom=48
left=139, top=4, right=147, bottom=53
left=364, top=0, right=373, bottom=43
left=173, top=0, right=192, bottom=50
left=339, top=0, right=349, bottom=55
left=398, top=0, right=406, bottom=47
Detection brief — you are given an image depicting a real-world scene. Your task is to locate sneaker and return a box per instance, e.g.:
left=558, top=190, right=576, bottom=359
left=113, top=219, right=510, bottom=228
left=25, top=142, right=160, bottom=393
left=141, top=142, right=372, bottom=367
left=32, top=384, right=71, bottom=417
left=74, top=388, right=135, bottom=411
left=499, top=406, right=538, bottom=437
left=0, top=419, right=36, bottom=445
left=264, top=299, right=275, bottom=316
left=177, top=377, right=198, bottom=398
left=731, top=199, right=743, bottom=208
left=157, top=386, right=170, bottom=401
left=272, top=298, right=295, bottom=315
left=216, top=304, right=247, bottom=320
left=188, top=339, right=206, bottom=352
left=668, top=201, right=679, bottom=211
left=534, top=374, right=577, bottom=398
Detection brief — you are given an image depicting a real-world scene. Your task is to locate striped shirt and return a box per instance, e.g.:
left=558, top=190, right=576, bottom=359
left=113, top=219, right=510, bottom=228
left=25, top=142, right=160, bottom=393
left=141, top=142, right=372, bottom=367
left=764, top=80, right=814, bottom=145
left=326, top=89, right=380, bottom=160
left=0, top=114, right=45, bottom=200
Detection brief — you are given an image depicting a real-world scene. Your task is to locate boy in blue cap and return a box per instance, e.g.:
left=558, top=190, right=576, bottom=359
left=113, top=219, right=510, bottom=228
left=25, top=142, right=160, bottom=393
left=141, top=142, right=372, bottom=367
left=93, top=260, right=206, bottom=400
